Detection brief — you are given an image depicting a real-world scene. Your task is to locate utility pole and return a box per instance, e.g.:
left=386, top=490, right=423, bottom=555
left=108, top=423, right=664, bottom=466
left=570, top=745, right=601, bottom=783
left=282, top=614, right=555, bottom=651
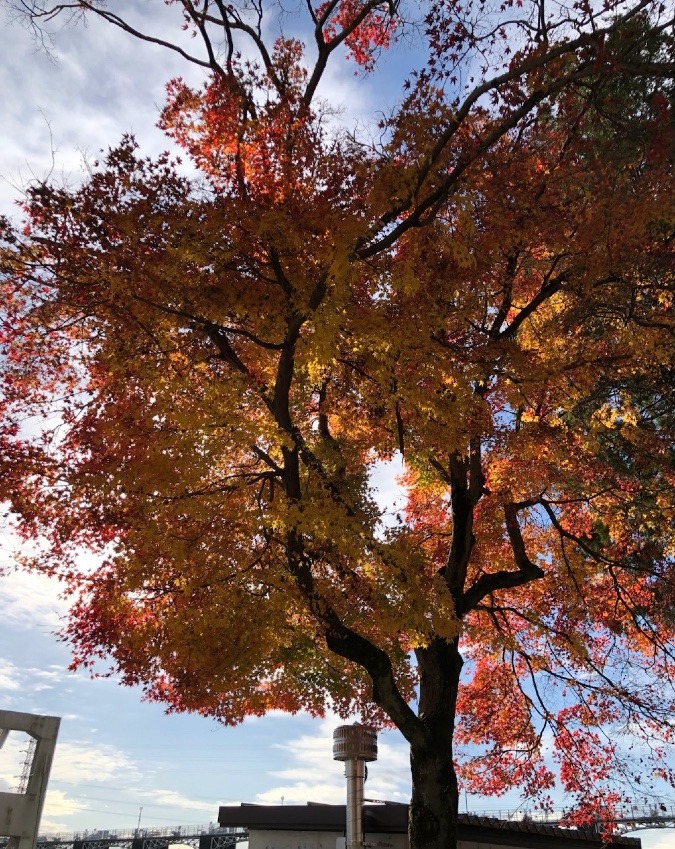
left=136, top=807, right=143, bottom=837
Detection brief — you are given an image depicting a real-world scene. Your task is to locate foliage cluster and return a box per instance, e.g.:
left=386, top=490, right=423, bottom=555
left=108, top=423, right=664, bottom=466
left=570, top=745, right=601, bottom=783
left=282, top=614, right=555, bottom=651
left=2, top=0, right=675, bottom=845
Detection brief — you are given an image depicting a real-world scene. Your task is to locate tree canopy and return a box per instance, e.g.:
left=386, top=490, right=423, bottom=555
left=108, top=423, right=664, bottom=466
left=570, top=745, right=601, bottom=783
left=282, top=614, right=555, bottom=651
left=1, top=1, right=675, bottom=847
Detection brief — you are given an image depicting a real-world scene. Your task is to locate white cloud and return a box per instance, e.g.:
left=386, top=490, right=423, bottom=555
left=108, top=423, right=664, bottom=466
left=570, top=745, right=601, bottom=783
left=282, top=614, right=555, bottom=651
left=137, top=789, right=217, bottom=817
left=0, top=660, right=22, bottom=691
left=259, top=719, right=346, bottom=804
left=254, top=715, right=411, bottom=807
left=0, top=658, right=74, bottom=711
left=256, top=782, right=342, bottom=806
left=41, top=789, right=89, bottom=832
left=0, top=569, right=68, bottom=630
left=0, top=3, right=195, bottom=217
left=0, top=734, right=142, bottom=795
left=364, top=737, right=410, bottom=803
left=242, top=710, right=300, bottom=724
left=51, top=740, right=142, bottom=786
left=0, top=0, right=401, bottom=221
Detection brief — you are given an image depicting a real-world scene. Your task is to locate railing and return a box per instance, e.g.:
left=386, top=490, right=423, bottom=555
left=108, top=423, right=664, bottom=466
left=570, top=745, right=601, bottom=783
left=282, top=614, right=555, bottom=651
left=31, top=826, right=237, bottom=843
left=461, top=802, right=675, bottom=830
left=2, top=801, right=674, bottom=847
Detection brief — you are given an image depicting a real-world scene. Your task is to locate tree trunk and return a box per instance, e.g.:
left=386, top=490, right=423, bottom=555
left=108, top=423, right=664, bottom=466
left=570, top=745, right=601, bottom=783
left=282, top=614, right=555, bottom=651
left=409, top=737, right=459, bottom=849
left=408, top=638, right=463, bottom=849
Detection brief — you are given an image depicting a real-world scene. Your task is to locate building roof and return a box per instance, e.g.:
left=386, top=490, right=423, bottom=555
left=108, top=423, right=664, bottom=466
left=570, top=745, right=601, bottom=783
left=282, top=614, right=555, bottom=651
left=217, top=803, right=641, bottom=849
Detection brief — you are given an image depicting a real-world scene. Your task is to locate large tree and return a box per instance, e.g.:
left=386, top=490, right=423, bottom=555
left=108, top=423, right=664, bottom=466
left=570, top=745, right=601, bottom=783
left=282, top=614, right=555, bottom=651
left=2, top=2, right=675, bottom=848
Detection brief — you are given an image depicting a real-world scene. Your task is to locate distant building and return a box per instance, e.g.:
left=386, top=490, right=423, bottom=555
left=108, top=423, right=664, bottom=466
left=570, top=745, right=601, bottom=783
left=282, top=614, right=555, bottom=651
left=217, top=803, right=641, bottom=849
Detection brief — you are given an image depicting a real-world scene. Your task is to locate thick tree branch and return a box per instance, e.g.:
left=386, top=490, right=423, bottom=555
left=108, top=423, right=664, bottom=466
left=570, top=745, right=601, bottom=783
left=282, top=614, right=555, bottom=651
left=499, top=272, right=568, bottom=339
left=440, top=453, right=476, bottom=603
left=285, top=530, right=423, bottom=744
left=459, top=503, right=545, bottom=614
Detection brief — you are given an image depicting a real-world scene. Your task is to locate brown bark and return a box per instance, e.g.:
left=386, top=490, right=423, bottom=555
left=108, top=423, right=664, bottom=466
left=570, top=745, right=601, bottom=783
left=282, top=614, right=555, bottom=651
left=409, top=637, right=463, bottom=849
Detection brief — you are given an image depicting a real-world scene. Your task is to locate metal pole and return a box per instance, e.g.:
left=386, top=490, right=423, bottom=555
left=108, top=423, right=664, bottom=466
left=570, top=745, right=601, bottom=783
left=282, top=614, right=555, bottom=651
left=345, top=758, right=366, bottom=849
left=333, top=725, right=377, bottom=849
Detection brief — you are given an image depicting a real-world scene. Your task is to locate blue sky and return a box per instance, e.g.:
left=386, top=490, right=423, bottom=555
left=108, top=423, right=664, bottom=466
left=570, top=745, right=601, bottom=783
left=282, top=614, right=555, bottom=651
left=0, top=4, right=674, bottom=848
left=1, top=556, right=672, bottom=846
left=0, top=548, right=411, bottom=830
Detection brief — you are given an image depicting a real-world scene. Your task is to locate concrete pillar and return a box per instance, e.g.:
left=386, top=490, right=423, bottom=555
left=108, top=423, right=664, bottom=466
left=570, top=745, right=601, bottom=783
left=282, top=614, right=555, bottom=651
left=0, top=710, right=60, bottom=849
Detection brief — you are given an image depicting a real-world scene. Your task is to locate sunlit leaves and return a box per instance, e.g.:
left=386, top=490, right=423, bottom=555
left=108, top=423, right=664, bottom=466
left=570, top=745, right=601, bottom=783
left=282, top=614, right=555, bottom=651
left=2, top=0, right=675, bottom=833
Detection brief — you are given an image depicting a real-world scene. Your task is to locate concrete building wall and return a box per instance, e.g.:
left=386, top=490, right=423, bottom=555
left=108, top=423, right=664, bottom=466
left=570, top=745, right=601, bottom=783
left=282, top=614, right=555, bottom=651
left=248, top=828, right=535, bottom=849
left=248, top=830, right=407, bottom=849
left=0, top=711, right=60, bottom=849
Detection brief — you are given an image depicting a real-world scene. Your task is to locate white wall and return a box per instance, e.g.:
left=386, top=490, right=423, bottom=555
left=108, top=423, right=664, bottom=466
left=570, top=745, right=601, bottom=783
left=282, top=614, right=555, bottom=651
left=248, top=829, right=531, bottom=849
left=249, top=831, right=408, bottom=849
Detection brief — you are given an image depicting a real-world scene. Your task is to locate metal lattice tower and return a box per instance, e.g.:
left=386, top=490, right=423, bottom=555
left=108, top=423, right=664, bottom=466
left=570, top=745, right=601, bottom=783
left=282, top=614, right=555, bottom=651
left=16, top=736, right=37, bottom=794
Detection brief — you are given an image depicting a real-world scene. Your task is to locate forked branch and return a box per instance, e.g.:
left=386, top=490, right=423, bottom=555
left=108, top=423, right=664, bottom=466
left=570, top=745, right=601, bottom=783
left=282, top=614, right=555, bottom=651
left=459, top=503, right=545, bottom=615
